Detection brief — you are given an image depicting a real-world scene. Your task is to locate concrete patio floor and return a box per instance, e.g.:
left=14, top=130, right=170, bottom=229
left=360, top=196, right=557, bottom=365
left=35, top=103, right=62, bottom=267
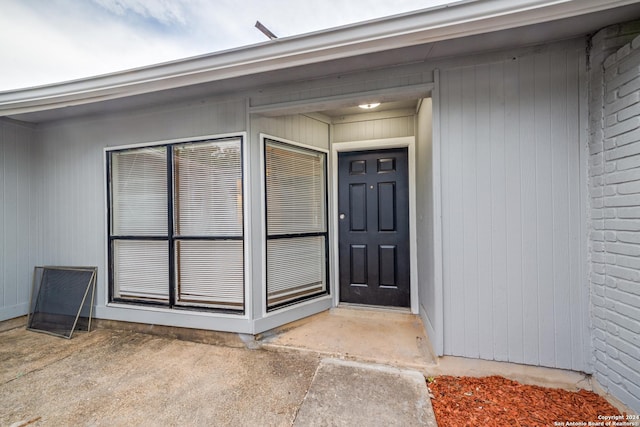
left=0, top=309, right=437, bottom=426
left=1, top=327, right=318, bottom=426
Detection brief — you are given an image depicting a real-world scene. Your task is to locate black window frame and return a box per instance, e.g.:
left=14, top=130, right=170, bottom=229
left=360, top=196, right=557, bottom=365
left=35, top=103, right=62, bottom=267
left=107, top=135, right=245, bottom=314
left=263, top=137, right=330, bottom=311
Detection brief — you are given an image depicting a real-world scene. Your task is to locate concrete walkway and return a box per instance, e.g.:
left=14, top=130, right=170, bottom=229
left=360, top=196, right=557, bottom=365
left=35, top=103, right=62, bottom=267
left=1, top=321, right=437, bottom=426
left=295, top=359, right=436, bottom=427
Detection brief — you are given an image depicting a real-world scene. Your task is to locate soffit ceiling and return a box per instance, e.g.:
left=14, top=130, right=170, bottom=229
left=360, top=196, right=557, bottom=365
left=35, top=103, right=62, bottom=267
left=320, top=100, right=419, bottom=119
left=9, top=2, right=640, bottom=124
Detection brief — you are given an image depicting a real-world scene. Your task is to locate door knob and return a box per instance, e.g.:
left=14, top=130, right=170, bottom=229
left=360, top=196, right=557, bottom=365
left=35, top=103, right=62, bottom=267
left=339, top=213, right=346, bottom=220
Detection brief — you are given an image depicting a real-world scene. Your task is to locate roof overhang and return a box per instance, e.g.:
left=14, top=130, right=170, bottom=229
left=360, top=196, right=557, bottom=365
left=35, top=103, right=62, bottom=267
left=2, top=0, right=640, bottom=122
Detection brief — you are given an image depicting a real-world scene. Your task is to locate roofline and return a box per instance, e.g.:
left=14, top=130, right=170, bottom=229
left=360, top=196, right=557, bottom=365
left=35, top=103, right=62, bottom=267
left=1, top=0, right=636, bottom=117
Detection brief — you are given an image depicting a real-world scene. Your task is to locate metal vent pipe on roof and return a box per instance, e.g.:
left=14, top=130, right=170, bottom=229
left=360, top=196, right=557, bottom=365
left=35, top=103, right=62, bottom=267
left=255, top=21, right=278, bottom=40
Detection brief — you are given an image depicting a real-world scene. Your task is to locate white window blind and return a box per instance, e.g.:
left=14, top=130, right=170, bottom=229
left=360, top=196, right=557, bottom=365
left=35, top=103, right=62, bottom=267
left=265, top=139, right=328, bottom=309
left=266, top=142, right=326, bottom=235
left=174, top=139, right=243, bottom=236
left=111, top=147, right=167, bottom=236
left=176, top=240, right=243, bottom=308
left=173, top=138, right=244, bottom=308
left=113, top=240, right=169, bottom=301
left=267, top=237, right=326, bottom=306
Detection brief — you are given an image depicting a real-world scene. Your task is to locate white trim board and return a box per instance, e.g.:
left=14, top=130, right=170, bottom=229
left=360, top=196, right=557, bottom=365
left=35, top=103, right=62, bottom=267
left=0, top=303, right=29, bottom=323
left=331, top=137, right=419, bottom=314
left=431, top=70, right=444, bottom=356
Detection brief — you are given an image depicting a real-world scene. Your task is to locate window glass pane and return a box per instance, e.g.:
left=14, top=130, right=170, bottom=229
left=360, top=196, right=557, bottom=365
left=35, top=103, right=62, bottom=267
left=111, top=147, right=167, bottom=236
left=267, top=236, right=326, bottom=308
left=266, top=141, right=326, bottom=235
left=113, top=240, right=169, bottom=301
left=174, top=139, right=243, bottom=236
left=176, top=240, right=243, bottom=309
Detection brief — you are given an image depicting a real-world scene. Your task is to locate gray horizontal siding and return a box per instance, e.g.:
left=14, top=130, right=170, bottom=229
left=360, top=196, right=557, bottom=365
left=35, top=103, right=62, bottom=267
left=439, top=44, right=588, bottom=371
left=0, top=119, right=34, bottom=321
left=252, top=114, right=329, bottom=150
left=332, top=115, right=415, bottom=143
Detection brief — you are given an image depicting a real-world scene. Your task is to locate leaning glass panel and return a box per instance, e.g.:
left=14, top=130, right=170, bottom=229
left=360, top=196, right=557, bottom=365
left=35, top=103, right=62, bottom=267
left=175, top=240, right=244, bottom=310
left=267, top=236, right=326, bottom=308
left=110, top=147, right=168, bottom=236
left=113, top=240, right=169, bottom=301
left=174, top=139, right=243, bottom=237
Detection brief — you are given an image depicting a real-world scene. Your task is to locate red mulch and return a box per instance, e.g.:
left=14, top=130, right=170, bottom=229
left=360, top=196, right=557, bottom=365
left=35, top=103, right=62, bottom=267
left=428, top=375, right=624, bottom=427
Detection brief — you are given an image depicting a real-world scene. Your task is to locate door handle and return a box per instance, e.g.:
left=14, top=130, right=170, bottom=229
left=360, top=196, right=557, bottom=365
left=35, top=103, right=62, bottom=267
left=339, top=213, right=346, bottom=220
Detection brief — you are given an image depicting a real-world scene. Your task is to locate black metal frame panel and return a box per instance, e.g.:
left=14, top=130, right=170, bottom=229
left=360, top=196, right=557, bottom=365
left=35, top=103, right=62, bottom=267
left=27, top=266, right=97, bottom=339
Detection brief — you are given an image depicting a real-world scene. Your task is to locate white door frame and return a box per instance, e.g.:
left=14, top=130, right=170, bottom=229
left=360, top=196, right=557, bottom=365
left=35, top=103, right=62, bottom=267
left=331, top=137, right=418, bottom=314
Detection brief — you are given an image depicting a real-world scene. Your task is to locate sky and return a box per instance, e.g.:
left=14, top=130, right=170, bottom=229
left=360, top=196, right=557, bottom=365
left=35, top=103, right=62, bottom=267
left=0, top=0, right=459, bottom=92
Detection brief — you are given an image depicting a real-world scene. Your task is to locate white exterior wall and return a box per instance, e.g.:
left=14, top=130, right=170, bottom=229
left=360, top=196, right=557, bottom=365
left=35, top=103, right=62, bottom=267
left=439, top=40, right=589, bottom=371
left=0, top=119, right=34, bottom=321
left=590, top=27, right=640, bottom=412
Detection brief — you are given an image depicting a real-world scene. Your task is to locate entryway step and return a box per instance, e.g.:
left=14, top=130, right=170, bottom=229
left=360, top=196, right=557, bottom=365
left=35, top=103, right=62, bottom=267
left=261, top=307, right=436, bottom=371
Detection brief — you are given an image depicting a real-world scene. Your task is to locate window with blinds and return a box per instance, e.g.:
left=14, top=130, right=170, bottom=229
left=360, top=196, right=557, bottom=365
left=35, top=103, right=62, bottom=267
left=264, top=138, right=328, bottom=310
left=173, top=139, right=244, bottom=309
left=108, top=136, right=244, bottom=311
left=110, top=147, right=169, bottom=302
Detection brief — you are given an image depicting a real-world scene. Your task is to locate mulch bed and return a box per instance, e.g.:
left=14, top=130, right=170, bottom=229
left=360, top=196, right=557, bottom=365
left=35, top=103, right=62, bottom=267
left=428, top=375, right=624, bottom=427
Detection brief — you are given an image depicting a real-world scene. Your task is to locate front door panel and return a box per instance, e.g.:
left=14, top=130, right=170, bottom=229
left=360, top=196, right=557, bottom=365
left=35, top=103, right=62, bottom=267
left=338, top=148, right=410, bottom=307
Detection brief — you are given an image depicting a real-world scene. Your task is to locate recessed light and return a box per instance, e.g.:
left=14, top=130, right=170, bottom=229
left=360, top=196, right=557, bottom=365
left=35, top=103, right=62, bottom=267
left=358, top=102, right=380, bottom=109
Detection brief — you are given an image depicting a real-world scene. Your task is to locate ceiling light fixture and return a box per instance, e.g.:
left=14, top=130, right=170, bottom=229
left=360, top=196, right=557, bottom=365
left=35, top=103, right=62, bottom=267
left=358, top=102, right=380, bottom=110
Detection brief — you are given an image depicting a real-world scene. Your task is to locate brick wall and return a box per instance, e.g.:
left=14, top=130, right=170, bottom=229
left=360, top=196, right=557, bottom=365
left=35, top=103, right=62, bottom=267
left=590, top=22, right=640, bottom=413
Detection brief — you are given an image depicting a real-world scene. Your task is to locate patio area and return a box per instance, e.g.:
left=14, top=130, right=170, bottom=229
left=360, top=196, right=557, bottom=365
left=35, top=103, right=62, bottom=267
left=3, top=306, right=620, bottom=425
left=0, top=309, right=437, bottom=426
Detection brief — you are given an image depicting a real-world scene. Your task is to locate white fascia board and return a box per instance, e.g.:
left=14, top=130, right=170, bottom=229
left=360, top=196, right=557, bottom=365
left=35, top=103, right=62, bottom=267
left=0, top=0, right=635, bottom=116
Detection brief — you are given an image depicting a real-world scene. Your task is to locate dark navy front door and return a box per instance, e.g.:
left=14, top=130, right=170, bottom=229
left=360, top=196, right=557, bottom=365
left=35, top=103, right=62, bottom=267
left=338, top=148, right=410, bottom=307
